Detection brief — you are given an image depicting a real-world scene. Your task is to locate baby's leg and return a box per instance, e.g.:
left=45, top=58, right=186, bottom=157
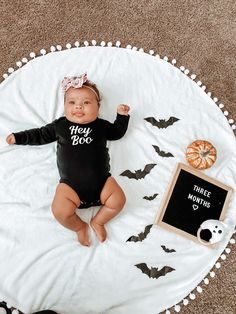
left=91, top=177, right=126, bottom=242
left=51, top=183, right=90, bottom=246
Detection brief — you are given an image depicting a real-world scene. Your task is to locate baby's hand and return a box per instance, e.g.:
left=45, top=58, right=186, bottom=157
left=117, top=104, right=130, bottom=116
left=6, top=134, right=16, bottom=145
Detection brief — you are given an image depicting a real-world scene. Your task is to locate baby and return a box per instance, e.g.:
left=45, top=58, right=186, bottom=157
left=6, top=73, right=130, bottom=246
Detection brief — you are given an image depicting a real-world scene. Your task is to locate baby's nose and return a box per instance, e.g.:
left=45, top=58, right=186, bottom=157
left=76, top=103, right=83, bottom=109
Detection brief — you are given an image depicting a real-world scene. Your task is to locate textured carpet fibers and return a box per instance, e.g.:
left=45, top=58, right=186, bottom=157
left=0, top=1, right=235, bottom=313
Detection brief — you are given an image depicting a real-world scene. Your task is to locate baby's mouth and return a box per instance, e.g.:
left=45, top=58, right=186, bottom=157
left=73, top=112, right=84, bottom=117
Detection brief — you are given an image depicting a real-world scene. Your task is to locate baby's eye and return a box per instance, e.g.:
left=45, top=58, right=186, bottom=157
left=84, top=101, right=90, bottom=105
left=69, top=101, right=75, bottom=105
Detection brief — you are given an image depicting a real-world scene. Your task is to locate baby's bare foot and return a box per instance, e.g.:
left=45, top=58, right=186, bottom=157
left=90, top=219, right=107, bottom=242
left=76, top=223, right=90, bottom=246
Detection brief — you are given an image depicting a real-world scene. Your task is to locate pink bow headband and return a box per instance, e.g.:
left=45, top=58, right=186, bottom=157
left=61, top=72, right=99, bottom=100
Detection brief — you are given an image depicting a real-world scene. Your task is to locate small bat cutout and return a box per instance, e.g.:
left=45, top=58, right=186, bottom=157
left=143, top=193, right=158, bottom=201
left=152, top=145, right=174, bottom=158
left=126, top=224, right=153, bottom=242
left=161, top=245, right=176, bottom=253
left=144, top=116, right=179, bottom=129
left=135, top=263, right=175, bottom=279
left=120, top=163, right=157, bottom=180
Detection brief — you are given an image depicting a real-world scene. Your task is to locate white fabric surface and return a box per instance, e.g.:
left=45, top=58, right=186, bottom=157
left=0, top=46, right=235, bottom=314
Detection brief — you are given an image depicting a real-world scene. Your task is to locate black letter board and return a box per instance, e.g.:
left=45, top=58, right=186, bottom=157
left=155, top=163, right=233, bottom=245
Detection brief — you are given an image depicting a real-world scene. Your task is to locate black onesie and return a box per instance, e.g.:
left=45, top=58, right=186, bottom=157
left=13, top=114, right=130, bottom=208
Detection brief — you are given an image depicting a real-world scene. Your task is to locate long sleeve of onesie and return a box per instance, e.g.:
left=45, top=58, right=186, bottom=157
left=13, top=121, right=57, bottom=145
left=103, top=113, right=130, bottom=140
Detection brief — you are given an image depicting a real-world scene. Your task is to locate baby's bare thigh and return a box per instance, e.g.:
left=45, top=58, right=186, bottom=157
left=52, top=183, right=81, bottom=214
left=100, top=177, right=126, bottom=207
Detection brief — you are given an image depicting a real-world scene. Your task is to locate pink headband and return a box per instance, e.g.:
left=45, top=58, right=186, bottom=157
left=61, top=72, right=99, bottom=100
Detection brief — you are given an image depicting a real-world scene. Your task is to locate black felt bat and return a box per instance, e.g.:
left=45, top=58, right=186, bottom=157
left=143, top=193, right=158, bottom=201
left=144, top=116, right=179, bottom=129
left=161, top=245, right=176, bottom=253
left=152, top=145, right=174, bottom=157
left=120, top=163, right=157, bottom=180
left=126, top=224, right=153, bottom=242
left=135, top=263, right=175, bottom=279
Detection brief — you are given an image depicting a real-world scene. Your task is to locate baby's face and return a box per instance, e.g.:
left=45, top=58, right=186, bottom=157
left=64, top=87, right=99, bottom=124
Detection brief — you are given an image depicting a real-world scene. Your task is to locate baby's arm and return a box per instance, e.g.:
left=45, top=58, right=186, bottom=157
left=103, top=104, right=130, bottom=140
left=6, top=121, right=57, bottom=146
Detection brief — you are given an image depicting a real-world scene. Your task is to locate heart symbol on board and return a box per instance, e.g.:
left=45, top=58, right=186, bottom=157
left=193, top=204, right=199, bottom=210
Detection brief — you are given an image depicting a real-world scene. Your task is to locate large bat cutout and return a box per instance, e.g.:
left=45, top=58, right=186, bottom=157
left=120, top=163, right=157, bottom=180
left=135, top=263, right=175, bottom=279
left=144, top=116, right=179, bottom=129
left=126, top=224, right=153, bottom=242
left=161, top=245, right=176, bottom=253
left=143, top=193, right=158, bottom=201
left=152, top=145, right=174, bottom=158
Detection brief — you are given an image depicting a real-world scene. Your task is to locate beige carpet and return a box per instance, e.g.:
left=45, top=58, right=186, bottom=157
left=0, top=1, right=235, bottom=313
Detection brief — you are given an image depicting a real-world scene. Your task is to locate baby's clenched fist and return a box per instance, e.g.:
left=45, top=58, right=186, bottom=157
left=117, top=104, right=130, bottom=116
left=6, top=134, right=16, bottom=145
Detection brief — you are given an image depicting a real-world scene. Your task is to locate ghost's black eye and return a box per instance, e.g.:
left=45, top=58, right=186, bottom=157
left=218, top=230, right=222, bottom=234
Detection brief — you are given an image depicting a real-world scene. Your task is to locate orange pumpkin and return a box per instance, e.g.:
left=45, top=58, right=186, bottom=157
left=186, top=140, right=217, bottom=169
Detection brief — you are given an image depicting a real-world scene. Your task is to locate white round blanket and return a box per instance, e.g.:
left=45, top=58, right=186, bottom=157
left=0, top=45, right=235, bottom=314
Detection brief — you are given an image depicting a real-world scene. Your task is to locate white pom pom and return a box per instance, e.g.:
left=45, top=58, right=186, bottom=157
left=163, top=56, right=168, bottom=61
left=232, top=125, right=236, bottom=130
left=107, top=42, right=112, bottom=47
left=3, top=73, right=8, bottom=79
left=84, top=41, right=89, bottom=47
left=174, top=305, right=181, bottom=312
left=219, top=103, right=224, bottom=108
left=183, top=299, right=189, bottom=306
left=204, top=278, right=209, bottom=285
left=201, top=85, right=206, bottom=90
left=56, top=45, right=62, bottom=51
left=100, top=41, right=106, bottom=47
left=207, top=92, right=212, bottom=97
left=228, top=119, right=234, bottom=124
left=91, top=40, right=97, bottom=46
left=149, top=50, right=154, bottom=55
left=29, top=52, right=36, bottom=58
left=213, top=97, right=218, bottom=102
left=155, top=54, right=160, bottom=58
left=22, top=57, right=28, bottom=63
left=0, top=308, right=7, bottom=314
left=215, top=262, right=221, bottom=269
left=172, top=59, right=177, bottom=64
left=12, top=310, right=19, bottom=314
left=74, top=41, right=80, bottom=47
left=223, top=111, right=229, bottom=116
left=230, top=238, right=235, bottom=244
left=210, top=271, right=215, bottom=277
left=40, top=49, right=46, bottom=55
left=139, top=48, right=144, bottom=52
left=184, top=69, right=189, bottom=75
left=16, top=61, right=22, bottom=67
left=180, top=66, right=185, bottom=71
left=8, top=67, right=14, bottom=73
left=191, top=74, right=196, bottom=80
left=115, top=41, right=121, bottom=47
left=197, top=286, right=203, bottom=293
left=197, top=80, right=202, bottom=86
left=132, top=46, right=138, bottom=51
left=189, top=293, right=196, bottom=300
left=66, top=43, right=72, bottom=49
left=50, top=46, right=56, bottom=52
left=165, top=310, right=170, bottom=314
left=221, top=254, right=226, bottom=260
left=225, top=248, right=231, bottom=253
left=126, top=45, right=132, bottom=49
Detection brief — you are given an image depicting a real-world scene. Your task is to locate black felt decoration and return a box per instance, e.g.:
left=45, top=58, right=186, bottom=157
left=152, top=145, right=174, bottom=157
left=143, top=193, right=158, bottom=201
left=135, top=263, right=175, bottom=279
left=161, top=245, right=176, bottom=253
left=144, top=116, right=179, bottom=129
left=126, top=224, right=153, bottom=242
left=120, top=163, right=157, bottom=180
